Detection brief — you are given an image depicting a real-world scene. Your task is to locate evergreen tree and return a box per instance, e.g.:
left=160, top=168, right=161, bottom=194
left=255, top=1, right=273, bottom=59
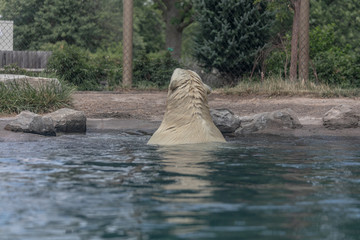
left=193, top=0, right=273, bottom=80
left=1, top=0, right=45, bottom=50
left=33, top=0, right=102, bottom=51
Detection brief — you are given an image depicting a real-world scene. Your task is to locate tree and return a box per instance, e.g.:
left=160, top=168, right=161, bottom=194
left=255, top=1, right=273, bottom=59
left=133, top=0, right=165, bottom=54
left=311, top=0, right=360, bottom=54
left=1, top=0, right=45, bottom=50
left=32, top=0, right=103, bottom=51
left=154, top=0, right=194, bottom=59
left=193, top=0, right=273, bottom=81
left=0, top=1, right=5, bottom=15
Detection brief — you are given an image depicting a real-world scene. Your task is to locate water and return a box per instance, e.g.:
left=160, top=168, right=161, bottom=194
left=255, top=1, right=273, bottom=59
left=1, top=132, right=360, bottom=240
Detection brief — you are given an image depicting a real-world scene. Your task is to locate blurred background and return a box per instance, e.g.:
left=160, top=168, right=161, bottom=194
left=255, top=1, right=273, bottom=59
left=0, top=0, right=359, bottom=91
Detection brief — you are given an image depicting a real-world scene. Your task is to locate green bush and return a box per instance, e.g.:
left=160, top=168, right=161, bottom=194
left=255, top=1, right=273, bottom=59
left=310, top=24, right=360, bottom=87
left=264, top=24, right=360, bottom=87
left=90, top=44, right=123, bottom=89
left=313, top=47, right=360, bottom=87
left=133, top=51, right=181, bottom=88
left=264, top=47, right=288, bottom=77
left=46, top=43, right=100, bottom=90
left=47, top=42, right=180, bottom=90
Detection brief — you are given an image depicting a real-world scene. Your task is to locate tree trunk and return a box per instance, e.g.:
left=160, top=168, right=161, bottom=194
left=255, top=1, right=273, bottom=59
left=163, top=1, right=183, bottom=60
left=289, top=0, right=300, bottom=81
left=298, top=0, right=310, bottom=82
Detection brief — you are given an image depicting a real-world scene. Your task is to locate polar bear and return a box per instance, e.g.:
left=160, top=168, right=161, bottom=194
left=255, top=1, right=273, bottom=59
left=147, top=68, right=226, bottom=145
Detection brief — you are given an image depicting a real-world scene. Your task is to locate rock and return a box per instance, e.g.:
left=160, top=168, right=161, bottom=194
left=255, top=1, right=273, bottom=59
left=4, top=111, right=56, bottom=136
left=210, top=108, right=241, bottom=133
left=323, top=105, right=360, bottom=130
left=0, top=74, right=61, bottom=90
left=236, top=108, right=302, bottom=135
left=4, top=108, right=86, bottom=136
left=45, top=108, right=87, bottom=133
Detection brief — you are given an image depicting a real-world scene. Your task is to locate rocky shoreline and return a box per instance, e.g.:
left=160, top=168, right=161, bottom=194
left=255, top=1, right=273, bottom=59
left=1, top=91, right=360, bottom=142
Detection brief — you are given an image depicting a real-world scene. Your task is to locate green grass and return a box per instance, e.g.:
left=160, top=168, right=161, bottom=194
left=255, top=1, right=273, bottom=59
left=0, top=80, right=74, bottom=115
left=219, top=77, right=360, bottom=98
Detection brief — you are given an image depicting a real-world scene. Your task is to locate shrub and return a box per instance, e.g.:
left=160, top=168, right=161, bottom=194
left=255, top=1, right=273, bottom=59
left=46, top=43, right=100, bottom=90
left=310, top=24, right=360, bottom=87
left=90, top=44, right=123, bottom=89
left=133, top=51, right=181, bottom=88
left=47, top=42, right=180, bottom=90
left=264, top=24, right=360, bottom=87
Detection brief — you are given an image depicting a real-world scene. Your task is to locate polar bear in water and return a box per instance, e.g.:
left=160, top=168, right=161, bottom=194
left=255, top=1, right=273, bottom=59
left=147, top=68, right=226, bottom=145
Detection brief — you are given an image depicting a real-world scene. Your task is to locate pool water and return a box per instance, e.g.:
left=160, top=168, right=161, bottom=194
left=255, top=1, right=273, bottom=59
left=1, top=132, right=360, bottom=240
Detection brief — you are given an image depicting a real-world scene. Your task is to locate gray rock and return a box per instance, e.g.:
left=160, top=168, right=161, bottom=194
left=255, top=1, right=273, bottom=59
left=210, top=108, right=241, bottom=133
left=0, top=74, right=61, bottom=90
left=4, top=111, right=56, bottom=136
left=4, top=108, right=86, bottom=136
left=323, top=105, right=360, bottom=130
left=236, top=108, right=302, bottom=135
left=45, top=108, right=86, bottom=133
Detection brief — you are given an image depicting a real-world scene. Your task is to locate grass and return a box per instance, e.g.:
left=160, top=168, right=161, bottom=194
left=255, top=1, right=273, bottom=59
left=219, top=77, right=360, bottom=98
left=0, top=80, right=74, bottom=115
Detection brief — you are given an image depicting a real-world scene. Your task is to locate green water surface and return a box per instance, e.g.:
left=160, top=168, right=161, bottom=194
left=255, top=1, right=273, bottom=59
left=0, top=133, right=360, bottom=240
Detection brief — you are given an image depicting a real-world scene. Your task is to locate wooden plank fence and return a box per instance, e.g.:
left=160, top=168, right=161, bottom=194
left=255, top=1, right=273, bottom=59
left=0, top=51, right=52, bottom=70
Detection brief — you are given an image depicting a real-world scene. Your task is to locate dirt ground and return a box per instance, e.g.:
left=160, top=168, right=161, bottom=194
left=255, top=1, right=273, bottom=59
left=72, top=90, right=360, bottom=123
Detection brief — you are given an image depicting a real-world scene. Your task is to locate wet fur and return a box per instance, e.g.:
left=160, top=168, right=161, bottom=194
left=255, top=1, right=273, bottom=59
left=147, top=68, right=226, bottom=145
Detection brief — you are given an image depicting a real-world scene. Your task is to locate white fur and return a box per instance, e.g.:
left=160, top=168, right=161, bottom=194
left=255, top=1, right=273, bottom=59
left=147, top=68, right=226, bottom=145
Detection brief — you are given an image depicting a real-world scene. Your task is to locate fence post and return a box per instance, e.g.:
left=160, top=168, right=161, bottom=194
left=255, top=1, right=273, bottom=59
left=122, top=0, right=133, bottom=88
left=298, top=0, right=310, bottom=82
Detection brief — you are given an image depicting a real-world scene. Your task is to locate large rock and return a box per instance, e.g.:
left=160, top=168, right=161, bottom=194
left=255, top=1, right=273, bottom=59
left=4, top=111, right=56, bottom=136
left=45, top=108, right=86, bottom=133
left=323, top=105, right=360, bottom=130
left=236, top=108, right=302, bottom=135
left=4, top=108, right=86, bottom=136
left=0, top=74, right=61, bottom=90
left=210, top=108, right=241, bottom=134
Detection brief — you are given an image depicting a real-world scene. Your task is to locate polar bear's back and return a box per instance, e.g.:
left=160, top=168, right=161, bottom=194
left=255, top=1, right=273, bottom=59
left=147, top=68, right=226, bottom=145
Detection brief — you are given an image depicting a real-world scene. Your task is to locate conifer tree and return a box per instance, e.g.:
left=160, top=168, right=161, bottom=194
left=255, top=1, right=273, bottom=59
left=193, top=0, right=273, bottom=81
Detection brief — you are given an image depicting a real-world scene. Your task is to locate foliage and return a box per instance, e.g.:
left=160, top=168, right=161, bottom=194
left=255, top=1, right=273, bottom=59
left=153, top=0, right=195, bottom=59
left=312, top=47, right=360, bottom=88
left=1, top=64, right=28, bottom=75
left=33, top=0, right=102, bottom=51
left=263, top=46, right=288, bottom=77
left=311, top=0, right=360, bottom=54
left=310, top=24, right=360, bottom=87
left=134, top=0, right=165, bottom=54
left=193, top=0, right=273, bottom=82
left=47, top=43, right=179, bottom=90
left=264, top=16, right=360, bottom=88
left=1, top=0, right=165, bottom=53
left=89, top=44, right=123, bottom=89
left=0, top=0, right=44, bottom=50
left=133, top=51, right=182, bottom=88
left=46, top=43, right=100, bottom=90
left=0, top=80, right=74, bottom=114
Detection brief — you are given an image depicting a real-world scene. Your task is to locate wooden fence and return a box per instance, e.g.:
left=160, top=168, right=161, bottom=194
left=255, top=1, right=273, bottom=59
left=0, top=51, right=52, bottom=70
